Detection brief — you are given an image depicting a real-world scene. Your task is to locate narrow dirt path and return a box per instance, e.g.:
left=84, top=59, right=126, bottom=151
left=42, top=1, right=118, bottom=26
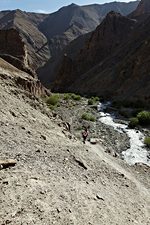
left=69, top=100, right=87, bottom=125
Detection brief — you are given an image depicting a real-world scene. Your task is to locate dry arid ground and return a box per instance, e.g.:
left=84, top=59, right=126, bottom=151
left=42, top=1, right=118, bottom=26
left=0, top=60, right=150, bottom=225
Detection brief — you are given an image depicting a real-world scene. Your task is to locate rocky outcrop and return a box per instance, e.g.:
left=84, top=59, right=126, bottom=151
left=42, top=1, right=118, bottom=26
left=53, top=12, right=136, bottom=92
left=130, top=0, right=150, bottom=17
left=0, top=10, right=50, bottom=72
left=15, top=76, right=50, bottom=97
left=0, top=28, right=35, bottom=76
left=0, top=57, right=50, bottom=97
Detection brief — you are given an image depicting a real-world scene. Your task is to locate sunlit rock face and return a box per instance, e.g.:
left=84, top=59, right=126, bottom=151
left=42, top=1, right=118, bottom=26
left=0, top=28, right=35, bottom=76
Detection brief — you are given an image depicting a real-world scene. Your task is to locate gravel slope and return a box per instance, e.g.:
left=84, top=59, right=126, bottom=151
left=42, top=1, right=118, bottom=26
left=0, top=67, right=150, bottom=225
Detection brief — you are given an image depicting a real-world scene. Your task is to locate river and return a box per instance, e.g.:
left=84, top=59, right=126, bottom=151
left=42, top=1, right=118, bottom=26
left=98, top=102, right=150, bottom=166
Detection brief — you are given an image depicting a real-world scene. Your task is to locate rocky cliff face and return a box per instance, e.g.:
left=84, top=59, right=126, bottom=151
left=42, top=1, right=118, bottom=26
left=0, top=57, right=50, bottom=97
left=0, top=28, right=35, bottom=76
left=52, top=1, right=150, bottom=105
left=53, top=12, right=136, bottom=92
left=131, top=0, right=150, bottom=17
left=76, top=11, right=135, bottom=74
left=0, top=10, right=50, bottom=72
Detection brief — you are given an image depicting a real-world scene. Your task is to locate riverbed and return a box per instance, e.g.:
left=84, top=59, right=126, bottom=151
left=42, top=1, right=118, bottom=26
left=98, top=103, right=150, bottom=166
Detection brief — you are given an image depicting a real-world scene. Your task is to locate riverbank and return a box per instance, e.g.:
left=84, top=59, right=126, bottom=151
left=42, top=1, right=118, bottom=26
left=51, top=95, right=150, bottom=166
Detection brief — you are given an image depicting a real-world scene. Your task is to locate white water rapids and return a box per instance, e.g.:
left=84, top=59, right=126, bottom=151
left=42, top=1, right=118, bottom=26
left=98, top=103, right=150, bottom=166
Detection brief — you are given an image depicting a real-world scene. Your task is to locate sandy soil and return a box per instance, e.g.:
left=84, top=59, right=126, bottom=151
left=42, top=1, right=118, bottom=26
left=0, top=68, right=150, bottom=225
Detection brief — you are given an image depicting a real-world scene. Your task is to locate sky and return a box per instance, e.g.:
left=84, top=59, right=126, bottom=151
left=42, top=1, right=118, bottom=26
left=0, top=0, right=136, bottom=13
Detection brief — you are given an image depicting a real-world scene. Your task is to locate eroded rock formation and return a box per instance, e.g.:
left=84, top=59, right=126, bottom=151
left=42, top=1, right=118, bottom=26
left=0, top=28, right=35, bottom=76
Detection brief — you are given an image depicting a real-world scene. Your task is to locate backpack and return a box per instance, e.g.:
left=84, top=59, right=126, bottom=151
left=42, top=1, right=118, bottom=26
left=82, top=131, right=88, bottom=137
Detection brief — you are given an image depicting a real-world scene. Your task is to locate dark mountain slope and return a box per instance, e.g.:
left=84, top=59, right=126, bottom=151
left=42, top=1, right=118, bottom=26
left=130, top=0, right=150, bottom=17
left=53, top=12, right=136, bottom=91
left=35, top=1, right=139, bottom=82
left=40, top=2, right=139, bottom=40
left=69, top=15, right=150, bottom=104
left=52, top=0, right=150, bottom=104
left=0, top=1, right=139, bottom=79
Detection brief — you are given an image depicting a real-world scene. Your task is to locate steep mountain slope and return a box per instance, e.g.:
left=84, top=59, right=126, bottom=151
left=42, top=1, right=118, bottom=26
left=37, top=1, right=139, bottom=82
left=130, top=0, right=150, bottom=17
left=0, top=55, right=150, bottom=225
left=52, top=0, right=150, bottom=105
left=0, top=28, right=36, bottom=76
left=39, top=2, right=139, bottom=42
left=0, top=10, right=49, bottom=72
left=0, top=57, right=49, bottom=96
left=0, top=1, right=139, bottom=78
left=53, top=12, right=136, bottom=91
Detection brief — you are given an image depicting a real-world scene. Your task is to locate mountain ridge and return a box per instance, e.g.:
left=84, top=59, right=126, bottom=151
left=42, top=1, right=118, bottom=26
left=52, top=0, right=150, bottom=105
left=0, top=1, right=139, bottom=80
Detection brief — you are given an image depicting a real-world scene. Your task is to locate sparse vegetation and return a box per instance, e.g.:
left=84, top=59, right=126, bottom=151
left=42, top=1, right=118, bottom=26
left=128, top=117, right=139, bottom=128
left=144, top=137, right=150, bottom=148
left=63, top=93, right=81, bottom=101
left=137, top=111, right=150, bottom=125
left=71, top=93, right=81, bottom=101
left=63, top=93, right=71, bottom=100
left=128, top=111, right=150, bottom=128
left=46, top=94, right=60, bottom=106
left=88, top=96, right=100, bottom=105
left=81, top=113, right=96, bottom=122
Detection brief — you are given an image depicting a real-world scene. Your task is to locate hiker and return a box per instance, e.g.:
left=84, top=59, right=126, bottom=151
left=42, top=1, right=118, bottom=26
left=82, top=128, right=89, bottom=144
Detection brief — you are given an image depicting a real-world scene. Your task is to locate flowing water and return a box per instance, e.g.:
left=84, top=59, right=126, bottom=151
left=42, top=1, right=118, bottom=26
left=98, top=102, right=150, bottom=166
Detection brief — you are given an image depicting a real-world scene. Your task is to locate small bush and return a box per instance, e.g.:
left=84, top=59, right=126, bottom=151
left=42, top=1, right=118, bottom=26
left=88, top=99, right=94, bottom=105
left=63, top=93, right=81, bottom=101
left=63, top=93, right=71, bottom=100
left=46, top=94, right=60, bottom=106
left=81, top=113, right=96, bottom=122
left=137, top=111, right=150, bottom=125
left=93, top=96, right=100, bottom=102
left=128, top=117, right=139, bottom=128
left=144, top=137, right=150, bottom=148
left=71, top=93, right=81, bottom=101
left=88, top=96, right=99, bottom=105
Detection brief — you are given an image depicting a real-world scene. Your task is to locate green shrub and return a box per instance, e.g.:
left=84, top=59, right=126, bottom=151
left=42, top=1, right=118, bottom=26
left=63, top=93, right=81, bottom=101
left=137, top=111, right=150, bottom=125
left=81, top=113, right=96, bottom=122
left=88, top=96, right=99, bottom=105
left=88, top=99, right=94, bottom=105
left=93, top=96, right=100, bottom=102
left=46, top=94, right=60, bottom=106
left=71, top=93, right=81, bottom=101
left=128, top=117, right=139, bottom=128
left=63, top=93, right=71, bottom=100
left=144, top=137, right=150, bottom=148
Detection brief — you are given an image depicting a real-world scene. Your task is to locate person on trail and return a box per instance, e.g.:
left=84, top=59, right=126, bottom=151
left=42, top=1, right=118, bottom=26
left=82, top=128, right=89, bottom=144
